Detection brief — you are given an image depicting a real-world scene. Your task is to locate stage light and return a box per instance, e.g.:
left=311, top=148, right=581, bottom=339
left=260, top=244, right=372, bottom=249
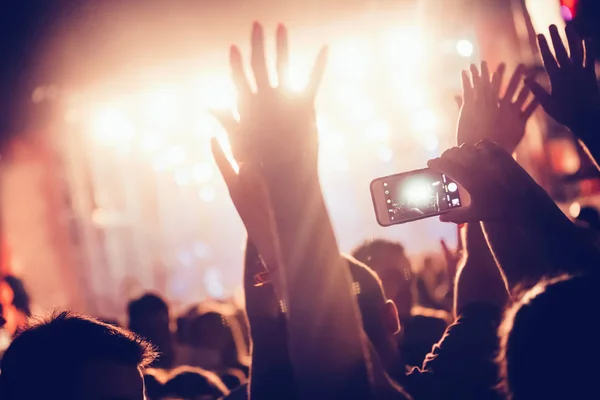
left=90, top=107, right=135, bottom=146
left=192, top=162, right=213, bottom=183
left=456, top=40, right=474, bottom=57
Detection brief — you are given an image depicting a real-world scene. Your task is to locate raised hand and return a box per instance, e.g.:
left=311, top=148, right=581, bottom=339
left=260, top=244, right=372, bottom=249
left=457, top=62, right=539, bottom=153
left=428, top=141, right=547, bottom=223
left=212, top=23, right=328, bottom=176
left=525, top=24, right=600, bottom=131
left=211, top=138, right=281, bottom=278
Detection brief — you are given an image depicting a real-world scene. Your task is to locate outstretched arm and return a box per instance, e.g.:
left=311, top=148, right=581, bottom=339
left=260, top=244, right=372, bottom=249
left=214, top=23, right=374, bottom=399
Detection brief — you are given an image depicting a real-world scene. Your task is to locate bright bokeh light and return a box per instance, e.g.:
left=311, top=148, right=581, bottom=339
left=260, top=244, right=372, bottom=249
left=456, top=39, right=475, bottom=58
left=90, top=107, right=135, bottom=146
left=456, top=40, right=474, bottom=57
left=73, top=15, right=462, bottom=306
left=569, top=201, right=581, bottom=218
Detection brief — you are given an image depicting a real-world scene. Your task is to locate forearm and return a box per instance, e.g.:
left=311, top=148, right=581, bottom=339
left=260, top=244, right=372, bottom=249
left=264, top=169, right=370, bottom=398
left=454, top=223, right=508, bottom=315
left=483, top=199, right=599, bottom=289
left=249, top=316, right=296, bottom=400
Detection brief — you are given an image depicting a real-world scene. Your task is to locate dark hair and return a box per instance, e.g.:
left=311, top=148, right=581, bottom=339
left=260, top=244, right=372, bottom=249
left=351, top=239, right=413, bottom=282
left=0, top=311, right=157, bottom=399
left=163, top=366, right=229, bottom=399
left=127, top=292, right=169, bottom=329
left=499, top=274, right=600, bottom=400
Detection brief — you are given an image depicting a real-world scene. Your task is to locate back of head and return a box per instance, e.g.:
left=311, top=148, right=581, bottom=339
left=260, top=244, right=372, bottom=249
left=127, top=293, right=173, bottom=368
left=0, top=311, right=156, bottom=400
left=352, top=239, right=413, bottom=317
left=163, top=366, right=229, bottom=399
left=499, top=274, right=600, bottom=400
left=127, top=292, right=169, bottom=332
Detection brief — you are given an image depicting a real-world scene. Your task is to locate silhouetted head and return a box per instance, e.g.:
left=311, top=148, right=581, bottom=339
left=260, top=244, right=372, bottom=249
left=345, top=254, right=400, bottom=372
left=128, top=292, right=173, bottom=368
left=163, top=366, right=229, bottom=399
left=0, top=311, right=156, bottom=400
left=352, top=239, right=413, bottom=318
left=499, top=274, right=600, bottom=400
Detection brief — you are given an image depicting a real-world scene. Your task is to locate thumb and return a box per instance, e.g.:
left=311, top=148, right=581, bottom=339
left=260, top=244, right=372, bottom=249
left=439, top=207, right=475, bottom=224
left=211, top=137, right=238, bottom=190
left=524, top=78, right=552, bottom=109
left=208, top=109, right=239, bottom=134
left=454, top=95, right=463, bottom=109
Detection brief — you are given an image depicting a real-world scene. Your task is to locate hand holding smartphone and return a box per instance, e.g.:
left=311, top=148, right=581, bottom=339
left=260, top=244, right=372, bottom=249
left=370, top=168, right=470, bottom=226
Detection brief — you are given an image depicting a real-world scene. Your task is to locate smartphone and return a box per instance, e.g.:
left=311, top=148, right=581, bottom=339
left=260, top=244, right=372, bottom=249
left=370, top=168, right=469, bottom=226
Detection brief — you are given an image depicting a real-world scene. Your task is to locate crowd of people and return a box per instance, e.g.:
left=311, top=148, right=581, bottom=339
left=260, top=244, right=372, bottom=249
left=0, top=15, right=599, bottom=400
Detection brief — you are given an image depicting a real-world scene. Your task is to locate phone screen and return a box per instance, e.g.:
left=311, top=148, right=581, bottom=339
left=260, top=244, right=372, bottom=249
left=371, top=168, right=463, bottom=226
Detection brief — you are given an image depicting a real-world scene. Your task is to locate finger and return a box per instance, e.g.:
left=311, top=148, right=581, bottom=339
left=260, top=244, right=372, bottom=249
left=513, top=85, right=530, bottom=109
left=211, top=137, right=238, bottom=188
left=469, top=63, right=481, bottom=90
left=276, top=24, right=290, bottom=88
left=461, top=70, right=474, bottom=104
left=490, top=63, right=506, bottom=100
left=480, top=61, right=491, bottom=84
left=457, top=224, right=465, bottom=251
left=566, top=24, right=584, bottom=67
left=585, top=37, right=596, bottom=72
left=428, top=156, right=474, bottom=190
left=250, top=22, right=271, bottom=90
left=549, top=24, right=571, bottom=67
left=501, top=64, right=525, bottom=104
left=306, top=45, right=329, bottom=101
left=230, top=46, right=252, bottom=97
left=439, top=208, right=474, bottom=224
left=537, top=34, right=560, bottom=77
left=208, top=109, right=239, bottom=134
left=454, top=95, right=463, bottom=109
left=521, top=98, right=540, bottom=120
left=440, top=239, right=452, bottom=261
left=524, top=78, right=552, bottom=110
